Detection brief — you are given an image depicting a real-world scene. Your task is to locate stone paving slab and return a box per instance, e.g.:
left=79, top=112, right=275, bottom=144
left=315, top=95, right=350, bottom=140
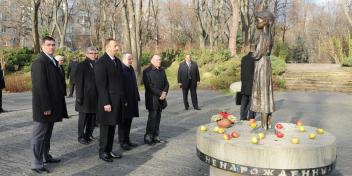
left=0, top=90, right=351, bottom=176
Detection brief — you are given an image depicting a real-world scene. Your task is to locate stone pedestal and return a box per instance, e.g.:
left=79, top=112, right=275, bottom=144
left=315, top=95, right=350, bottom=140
left=197, top=122, right=336, bottom=176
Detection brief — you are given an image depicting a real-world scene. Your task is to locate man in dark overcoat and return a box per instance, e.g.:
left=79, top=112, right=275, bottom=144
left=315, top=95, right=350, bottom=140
left=30, top=36, right=68, bottom=174
left=118, top=52, right=140, bottom=150
left=67, top=58, right=78, bottom=97
left=240, top=44, right=256, bottom=120
left=143, top=55, right=169, bottom=145
left=0, top=65, right=5, bottom=113
left=95, top=38, right=125, bottom=162
left=75, top=46, right=99, bottom=145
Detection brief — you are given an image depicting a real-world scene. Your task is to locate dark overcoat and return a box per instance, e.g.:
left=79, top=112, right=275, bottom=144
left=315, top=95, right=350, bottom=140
left=75, top=58, right=98, bottom=114
left=94, top=53, right=125, bottom=125
left=121, top=64, right=140, bottom=119
left=143, top=65, right=169, bottom=111
left=31, top=52, right=68, bottom=123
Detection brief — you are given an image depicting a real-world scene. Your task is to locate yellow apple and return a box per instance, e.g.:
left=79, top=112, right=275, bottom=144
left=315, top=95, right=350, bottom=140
left=299, top=126, right=306, bottom=132
left=223, top=134, right=231, bottom=140
left=250, top=122, right=257, bottom=129
left=291, top=137, right=300, bottom=144
left=251, top=137, right=259, bottom=144
left=258, top=133, right=265, bottom=140
left=213, top=127, right=219, bottom=133
left=309, top=133, right=316, bottom=139
left=200, top=125, right=208, bottom=131
left=316, top=128, right=324, bottom=135
left=218, top=128, right=225, bottom=134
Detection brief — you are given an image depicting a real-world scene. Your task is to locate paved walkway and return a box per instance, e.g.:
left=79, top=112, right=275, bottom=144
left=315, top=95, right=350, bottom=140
left=0, top=90, right=351, bottom=175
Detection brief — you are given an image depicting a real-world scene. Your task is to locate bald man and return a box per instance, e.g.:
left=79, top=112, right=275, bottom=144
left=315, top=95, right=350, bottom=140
left=142, top=55, right=169, bottom=145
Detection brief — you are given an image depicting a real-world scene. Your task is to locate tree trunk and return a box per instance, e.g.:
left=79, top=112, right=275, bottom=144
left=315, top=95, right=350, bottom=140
left=32, top=0, right=41, bottom=54
left=229, top=0, right=239, bottom=57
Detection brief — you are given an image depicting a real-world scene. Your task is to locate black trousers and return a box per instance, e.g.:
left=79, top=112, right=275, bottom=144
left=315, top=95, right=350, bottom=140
left=69, top=82, right=75, bottom=96
left=118, top=118, right=133, bottom=144
left=182, top=80, right=198, bottom=108
left=78, top=112, right=95, bottom=139
left=240, top=94, right=255, bottom=120
left=99, top=125, right=116, bottom=154
left=146, top=110, right=161, bottom=138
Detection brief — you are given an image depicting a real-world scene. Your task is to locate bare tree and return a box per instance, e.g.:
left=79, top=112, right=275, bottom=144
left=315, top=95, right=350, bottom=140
left=229, top=0, right=240, bottom=57
left=31, top=0, right=41, bottom=53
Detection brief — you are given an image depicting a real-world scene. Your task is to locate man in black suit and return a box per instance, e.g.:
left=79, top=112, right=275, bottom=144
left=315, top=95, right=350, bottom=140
left=118, top=52, right=140, bottom=150
left=178, top=55, right=201, bottom=110
left=143, top=55, right=169, bottom=145
left=67, top=59, right=78, bottom=97
left=0, top=65, right=5, bottom=113
left=30, top=36, right=68, bottom=174
left=240, top=44, right=256, bottom=120
left=54, top=55, right=67, bottom=96
left=75, top=46, right=99, bottom=145
left=95, top=38, right=125, bottom=162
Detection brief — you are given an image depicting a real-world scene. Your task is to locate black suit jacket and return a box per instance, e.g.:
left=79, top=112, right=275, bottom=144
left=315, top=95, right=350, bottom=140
left=143, top=65, right=169, bottom=111
left=75, top=58, right=98, bottom=114
left=240, top=52, right=255, bottom=96
left=177, top=60, right=200, bottom=88
left=31, top=52, right=68, bottom=123
left=0, top=69, right=5, bottom=89
left=94, top=53, right=125, bottom=125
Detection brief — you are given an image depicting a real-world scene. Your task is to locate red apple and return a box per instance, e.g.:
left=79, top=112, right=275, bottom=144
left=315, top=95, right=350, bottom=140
left=223, top=134, right=231, bottom=140
left=276, top=132, right=284, bottom=138
left=231, top=131, right=239, bottom=138
left=275, top=123, right=283, bottom=129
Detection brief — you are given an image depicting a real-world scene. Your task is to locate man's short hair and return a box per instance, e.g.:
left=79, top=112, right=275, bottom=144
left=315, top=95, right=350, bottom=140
left=41, top=36, right=55, bottom=45
left=86, top=46, right=98, bottom=53
left=104, top=38, right=115, bottom=47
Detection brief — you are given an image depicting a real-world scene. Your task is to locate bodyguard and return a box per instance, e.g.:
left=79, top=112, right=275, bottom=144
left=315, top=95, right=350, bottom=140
left=177, top=55, right=201, bottom=110
left=95, top=38, right=125, bottom=162
left=75, top=47, right=99, bottom=145
left=143, top=55, right=169, bottom=145
left=67, top=58, right=78, bottom=97
left=30, top=36, right=68, bottom=174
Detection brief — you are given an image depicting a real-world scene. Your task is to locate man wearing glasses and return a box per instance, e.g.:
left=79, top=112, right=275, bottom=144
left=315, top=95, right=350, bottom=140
left=75, top=47, right=99, bottom=145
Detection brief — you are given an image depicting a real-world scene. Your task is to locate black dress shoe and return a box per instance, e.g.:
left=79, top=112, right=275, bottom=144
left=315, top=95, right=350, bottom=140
left=31, top=167, right=50, bottom=174
left=86, top=136, right=96, bottom=142
left=44, top=154, right=61, bottom=163
left=99, top=153, right=113, bottom=162
left=78, top=138, right=89, bottom=145
left=127, top=141, right=138, bottom=147
left=109, top=152, right=122, bottom=159
left=194, top=107, right=201, bottom=110
left=120, top=143, right=132, bottom=150
left=185, top=107, right=189, bottom=110
left=153, top=137, right=167, bottom=144
left=144, top=135, right=154, bottom=145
